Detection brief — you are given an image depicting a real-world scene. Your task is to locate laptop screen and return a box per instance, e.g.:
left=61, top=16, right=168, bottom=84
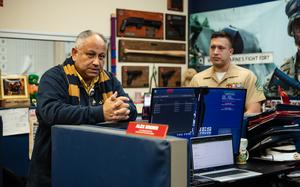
left=199, top=88, right=246, bottom=154
left=191, top=135, right=234, bottom=171
left=149, top=88, right=201, bottom=138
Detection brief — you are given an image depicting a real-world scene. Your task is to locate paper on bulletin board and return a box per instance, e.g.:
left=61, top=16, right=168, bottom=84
left=29, top=108, right=38, bottom=159
left=0, top=108, right=30, bottom=136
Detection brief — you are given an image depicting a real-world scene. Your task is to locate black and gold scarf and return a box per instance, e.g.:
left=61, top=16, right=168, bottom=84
left=62, top=57, right=113, bottom=104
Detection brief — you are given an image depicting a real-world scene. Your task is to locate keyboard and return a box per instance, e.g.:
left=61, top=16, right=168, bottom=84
left=191, top=175, right=216, bottom=187
left=202, top=169, right=248, bottom=178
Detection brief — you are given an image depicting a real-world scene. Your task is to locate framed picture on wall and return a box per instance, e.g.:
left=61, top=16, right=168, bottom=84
left=167, top=0, right=183, bottom=12
left=121, top=66, right=149, bottom=88
left=158, top=66, right=181, bottom=87
left=117, top=9, right=163, bottom=39
left=0, top=75, right=29, bottom=99
left=165, top=14, right=186, bottom=41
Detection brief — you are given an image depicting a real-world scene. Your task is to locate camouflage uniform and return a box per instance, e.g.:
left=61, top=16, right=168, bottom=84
left=264, top=55, right=300, bottom=98
left=280, top=55, right=300, bottom=82
left=284, top=0, right=300, bottom=84
left=280, top=55, right=300, bottom=96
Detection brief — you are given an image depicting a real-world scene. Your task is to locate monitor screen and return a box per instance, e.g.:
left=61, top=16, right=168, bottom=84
left=149, top=88, right=201, bottom=138
left=149, top=87, right=246, bottom=154
left=198, top=88, right=246, bottom=154
left=191, top=134, right=233, bottom=171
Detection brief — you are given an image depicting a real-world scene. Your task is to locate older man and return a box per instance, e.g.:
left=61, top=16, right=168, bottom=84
left=27, top=30, right=137, bottom=187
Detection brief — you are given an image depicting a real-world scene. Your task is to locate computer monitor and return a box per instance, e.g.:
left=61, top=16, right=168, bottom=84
left=198, top=88, right=246, bottom=154
left=149, top=87, right=202, bottom=138
left=149, top=87, right=246, bottom=154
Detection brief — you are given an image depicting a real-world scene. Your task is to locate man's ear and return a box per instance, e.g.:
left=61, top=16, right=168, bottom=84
left=229, top=48, right=234, bottom=55
left=71, top=48, right=78, bottom=61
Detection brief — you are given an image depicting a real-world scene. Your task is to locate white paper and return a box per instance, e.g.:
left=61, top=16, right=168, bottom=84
left=0, top=108, right=30, bottom=136
left=29, top=108, right=38, bottom=159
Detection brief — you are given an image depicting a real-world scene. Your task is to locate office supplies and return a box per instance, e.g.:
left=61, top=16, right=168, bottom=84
left=126, top=121, right=168, bottom=139
left=246, top=104, right=300, bottom=155
left=191, top=134, right=261, bottom=182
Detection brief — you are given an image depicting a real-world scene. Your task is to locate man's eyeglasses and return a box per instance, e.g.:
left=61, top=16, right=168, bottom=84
left=77, top=49, right=106, bottom=61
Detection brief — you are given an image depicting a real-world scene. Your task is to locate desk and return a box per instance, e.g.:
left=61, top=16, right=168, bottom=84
left=192, top=159, right=300, bottom=187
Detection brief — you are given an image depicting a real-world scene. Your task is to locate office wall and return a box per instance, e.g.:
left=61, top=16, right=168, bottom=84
left=0, top=0, right=188, bottom=36
left=0, top=0, right=188, bottom=99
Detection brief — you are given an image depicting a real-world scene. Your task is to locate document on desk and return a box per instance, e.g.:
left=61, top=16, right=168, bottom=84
left=0, top=108, right=30, bottom=136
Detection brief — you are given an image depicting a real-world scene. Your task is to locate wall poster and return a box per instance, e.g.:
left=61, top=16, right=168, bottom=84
left=189, top=1, right=300, bottom=100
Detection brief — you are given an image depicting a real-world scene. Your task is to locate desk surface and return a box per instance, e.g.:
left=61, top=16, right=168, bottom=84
left=238, top=159, right=299, bottom=175
left=191, top=159, right=300, bottom=187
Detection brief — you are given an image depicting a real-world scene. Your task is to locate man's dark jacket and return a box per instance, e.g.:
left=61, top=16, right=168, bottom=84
left=27, top=57, right=137, bottom=187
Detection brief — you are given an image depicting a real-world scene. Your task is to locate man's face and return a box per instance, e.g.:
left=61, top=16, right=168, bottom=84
left=72, top=34, right=106, bottom=83
left=292, top=18, right=300, bottom=47
left=209, top=37, right=233, bottom=70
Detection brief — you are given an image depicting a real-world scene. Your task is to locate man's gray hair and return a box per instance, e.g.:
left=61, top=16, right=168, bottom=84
left=75, top=30, right=107, bottom=48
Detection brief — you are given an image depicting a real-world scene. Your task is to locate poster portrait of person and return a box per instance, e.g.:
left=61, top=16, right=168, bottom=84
left=189, top=1, right=300, bottom=101
left=264, top=0, right=300, bottom=100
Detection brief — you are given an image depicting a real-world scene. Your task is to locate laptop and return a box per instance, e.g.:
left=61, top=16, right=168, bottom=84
left=191, top=134, right=262, bottom=182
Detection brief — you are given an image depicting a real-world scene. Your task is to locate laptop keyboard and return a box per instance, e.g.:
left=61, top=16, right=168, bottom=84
left=202, top=169, right=248, bottom=178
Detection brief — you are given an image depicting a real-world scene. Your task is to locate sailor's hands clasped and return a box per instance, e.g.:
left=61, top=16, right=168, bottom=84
left=103, top=92, right=130, bottom=121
